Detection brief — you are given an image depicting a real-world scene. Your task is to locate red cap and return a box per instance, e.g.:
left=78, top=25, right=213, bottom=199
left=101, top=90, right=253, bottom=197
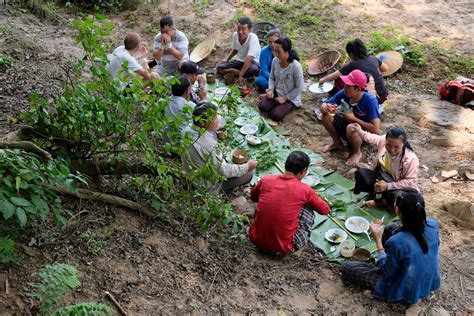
left=340, top=69, right=367, bottom=88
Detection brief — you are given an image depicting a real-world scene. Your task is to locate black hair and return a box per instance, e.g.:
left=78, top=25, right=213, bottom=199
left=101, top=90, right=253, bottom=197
left=346, top=38, right=368, bottom=59
left=192, top=102, right=218, bottom=127
left=386, top=126, right=414, bottom=177
left=160, top=16, right=174, bottom=29
left=124, top=33, right=140, bottom=50
left=237, top=16, right=252, bottom=28
left=274, top=37, right=299, bottom=63
left=171, top=74, right=191, bottom=97
left=285, top=151, right=310, bottom=174
left=395, top=190, right=428, bottom=254
left=266, top=29, right=281, bottom=39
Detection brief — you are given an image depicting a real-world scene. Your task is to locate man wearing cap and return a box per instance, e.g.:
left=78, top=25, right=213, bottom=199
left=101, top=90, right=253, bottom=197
left=216, top=16, right=261, bottom=85
left=182, top=102, right=258, bottom=194
left=320, top=69, right=381, bottom=167
left=179, top=61, right=207, bottom=104
left=153, top=16, right=189, bottom=76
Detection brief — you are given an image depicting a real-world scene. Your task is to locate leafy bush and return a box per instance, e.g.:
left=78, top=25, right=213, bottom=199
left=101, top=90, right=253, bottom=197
left=26, top=263, right=112, bottom=315
left=0, top=237, right=16, bottom=264
left=0, top=52, right=12, bottom=69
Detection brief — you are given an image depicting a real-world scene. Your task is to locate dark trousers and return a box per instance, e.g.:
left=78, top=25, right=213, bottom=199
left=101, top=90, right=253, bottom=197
left=341, top=223, right=401, bottom=289
left=216, top=60, right=260, bottom=78
left=258, top=95, right=295, bottom=122
left=222, top=170, right=254, bottom=191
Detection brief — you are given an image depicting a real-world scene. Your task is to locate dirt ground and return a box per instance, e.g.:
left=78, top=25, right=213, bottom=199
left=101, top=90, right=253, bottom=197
left=0, top=0, right=473, bottom=314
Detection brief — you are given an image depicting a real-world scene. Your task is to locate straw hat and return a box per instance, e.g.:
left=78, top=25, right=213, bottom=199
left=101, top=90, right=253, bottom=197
left=307, top=50, right=341, bottom=75
left=253, top=22, right=277, bottom=43
left=190, top=38, right=216, bottom=63
left=375, top=51, right=403, bottom=77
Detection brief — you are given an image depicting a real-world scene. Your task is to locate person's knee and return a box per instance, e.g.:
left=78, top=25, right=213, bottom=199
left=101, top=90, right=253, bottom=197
left=258, top=98, right=270, bottom=112
left=255, top=76, right=268, bottom=90
left=270, top=109, right=286, bottom=122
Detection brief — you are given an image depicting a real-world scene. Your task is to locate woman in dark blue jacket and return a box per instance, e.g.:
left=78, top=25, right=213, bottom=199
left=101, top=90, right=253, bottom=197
left=341, top=190, right=440, bottom=304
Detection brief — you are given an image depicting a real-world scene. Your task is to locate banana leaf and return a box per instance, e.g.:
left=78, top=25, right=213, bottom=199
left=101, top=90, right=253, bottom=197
left=325, top=172, right=356, bottom=190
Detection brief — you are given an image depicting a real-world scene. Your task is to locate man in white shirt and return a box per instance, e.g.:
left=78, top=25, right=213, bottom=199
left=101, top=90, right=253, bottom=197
left=152, top=16, right=189, bottom=76
left=106, top=33, right=157, bottom=91
left=217, top=16, right=261, bottom=85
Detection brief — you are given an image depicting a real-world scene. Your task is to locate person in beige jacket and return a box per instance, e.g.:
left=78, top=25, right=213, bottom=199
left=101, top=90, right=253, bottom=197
left=350, top=124, right=420, bottom=209
left=182, top=102, right=257, bottom=193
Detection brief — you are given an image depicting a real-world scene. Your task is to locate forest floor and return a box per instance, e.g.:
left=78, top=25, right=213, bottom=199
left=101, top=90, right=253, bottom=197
left=0, top=0, right=473, bottom=314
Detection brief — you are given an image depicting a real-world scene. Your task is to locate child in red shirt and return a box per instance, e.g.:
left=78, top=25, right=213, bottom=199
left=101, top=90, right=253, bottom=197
left=248, top=151, right=330, bottom=255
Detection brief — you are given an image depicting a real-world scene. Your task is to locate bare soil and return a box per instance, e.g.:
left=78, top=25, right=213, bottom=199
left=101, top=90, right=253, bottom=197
left=0, top=1, right=473, bottom=314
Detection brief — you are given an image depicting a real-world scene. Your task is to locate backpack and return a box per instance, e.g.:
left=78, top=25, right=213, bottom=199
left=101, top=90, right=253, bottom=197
left=438, top=79, right=474, bottom=108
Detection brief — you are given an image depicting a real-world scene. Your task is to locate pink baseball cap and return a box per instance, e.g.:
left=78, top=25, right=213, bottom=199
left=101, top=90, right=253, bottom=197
left=340, top=69, right=367, bottom=88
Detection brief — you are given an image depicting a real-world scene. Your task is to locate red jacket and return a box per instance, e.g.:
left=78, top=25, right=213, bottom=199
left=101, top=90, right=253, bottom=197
left=248, top=174, right=330, bottom=254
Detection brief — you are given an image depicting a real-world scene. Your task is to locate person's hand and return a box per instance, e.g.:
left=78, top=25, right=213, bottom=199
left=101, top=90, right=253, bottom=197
left=375, top=180, right=388, bottom=192
left=320, top=103, right=336, bottom=114
left=247, top=160, right=258, bottom=171
left=137, top=45, right=148, bottom=58
left=198, top=84, right=207, bottom=100
left=370, top=223, right=384, bottom=240
left=318, top=78, right=325, bottom=85
left=349, top=123, right=362, bottom=134
left=275, top=96, right=287, bottom=104
left=344, top=112, right=356, bottom=122
left=219, top=59, right=228, bottom=64
left=161, top=34, right=171, bottom=45
left=237, top=76, right=246, bottom=86
left=197, top=75, right=206, bottom=85
left=265, top=90, right=274, bottom=99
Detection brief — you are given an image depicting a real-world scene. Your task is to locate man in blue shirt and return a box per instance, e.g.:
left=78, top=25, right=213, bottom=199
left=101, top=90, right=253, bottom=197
left=320, top=69, right=380, bottom=166
left=255, top=30, right=280, bottom=92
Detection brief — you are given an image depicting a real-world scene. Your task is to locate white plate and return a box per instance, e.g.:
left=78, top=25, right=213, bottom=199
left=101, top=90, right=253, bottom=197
left=345, top=216, right=370, bottom=234
left=234, top=117, right=251, bottom=127
left=217, top=115, right=226, bottom=129
left=302, top=175, right=320, bottom=187
left=309, top=82, right=334, bottom=94
left=246, top=135, right=262, bottom=145
left=240, top=124, right=258, bottom=135
left=214, top=87, right=230, bottom=96
left=325, top=228, right=348, bottom=243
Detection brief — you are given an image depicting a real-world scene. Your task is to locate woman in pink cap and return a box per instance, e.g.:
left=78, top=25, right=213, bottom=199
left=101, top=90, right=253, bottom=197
left=320, top=69, right=381, bottom=166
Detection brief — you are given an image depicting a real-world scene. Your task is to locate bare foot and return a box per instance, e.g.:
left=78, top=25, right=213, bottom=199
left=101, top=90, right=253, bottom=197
left=365, top=200, right=377, bottom=207
left=346, top=151, right=362, bottom=166
left=323, top=143, right=344, bottom=153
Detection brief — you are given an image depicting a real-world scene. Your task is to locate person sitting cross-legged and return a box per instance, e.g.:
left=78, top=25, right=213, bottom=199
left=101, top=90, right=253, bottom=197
left=182, top=102, right=257, bottom=194
left=341, top=190, right=440, bottom=305
left=258, top=37, right=304, bottom=122
left=248, top=151, right=330, bottom=255
left=216, top=16, right=261, bottom=86
left=321, top=69, right=380, bottom=166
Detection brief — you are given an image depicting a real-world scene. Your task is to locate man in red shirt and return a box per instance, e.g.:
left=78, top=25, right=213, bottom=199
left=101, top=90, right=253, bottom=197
left=248, top=151, right=330, bottom=255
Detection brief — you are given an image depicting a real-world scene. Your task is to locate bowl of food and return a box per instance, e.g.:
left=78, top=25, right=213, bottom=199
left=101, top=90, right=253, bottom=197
left=232, top=149, right=248, bottom=164
left=216, top=129, right=228, bottom=140
left=340, top=239, right=355, bottom=258
left=352, top=248, right=372, bottom=262
left=345, top=216, right=370, bottom=234
left=240, top=124, right=258, bottom=135
left=324, top=228, right=348, bottom=243
left=217, top=115, right=226, bottom=129
left=246, top=135, right=262, bottom=146
left=234, top=117, right=251, bottom=127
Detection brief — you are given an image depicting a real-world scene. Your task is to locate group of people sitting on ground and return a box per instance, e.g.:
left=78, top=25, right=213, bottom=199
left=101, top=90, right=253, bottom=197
left=105, top=15, right=440, bottom=305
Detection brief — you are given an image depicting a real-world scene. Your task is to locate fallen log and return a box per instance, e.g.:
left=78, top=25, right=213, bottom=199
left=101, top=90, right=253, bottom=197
left=0, top=141, right=52, bottom=160
left=45, top=184, right=157, bottom=218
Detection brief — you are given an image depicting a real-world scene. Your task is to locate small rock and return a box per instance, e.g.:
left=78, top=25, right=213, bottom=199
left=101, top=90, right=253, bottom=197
left=421, top=164, right=429, bottom=171
left=427, top=307, right=449, bottom=316
left=465, top=170, right=474, bottom=181
left=362, top=289, right=372, bottom=298
left=430, top=138, right=452, bottom=147
left=430, top=176, right=440, bottom=183
left=195, top=237, right=208, bottom=253
left=441, top=169, right=458, bottom=180
left=405, top=305, right=425, bottom=316
left=231, top=196, right=248, bottom=213
left=443, top=201, right=474, bottom=230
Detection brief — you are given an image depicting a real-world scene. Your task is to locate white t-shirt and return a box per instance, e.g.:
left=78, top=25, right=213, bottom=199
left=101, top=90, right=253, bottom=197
left=231, top=32, right=260, bottom=63
left=153, top=30, right=189, bottom=70
left=106, top=46, right=143, bottom=91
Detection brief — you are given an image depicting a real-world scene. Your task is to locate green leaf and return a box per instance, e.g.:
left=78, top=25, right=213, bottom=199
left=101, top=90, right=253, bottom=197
left=0, top=199, right=15, bottom=220
left=65, top=179, right=76, bottom=192
left=16, top=207, right=27, bottom=226
left=10, top=196, right=31, bottom=207
left=31, top=194, right=50, bottom=212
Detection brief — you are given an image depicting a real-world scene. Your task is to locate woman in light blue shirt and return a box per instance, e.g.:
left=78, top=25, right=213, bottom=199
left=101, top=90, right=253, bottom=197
left=341, top=190, right=440, bottom=305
